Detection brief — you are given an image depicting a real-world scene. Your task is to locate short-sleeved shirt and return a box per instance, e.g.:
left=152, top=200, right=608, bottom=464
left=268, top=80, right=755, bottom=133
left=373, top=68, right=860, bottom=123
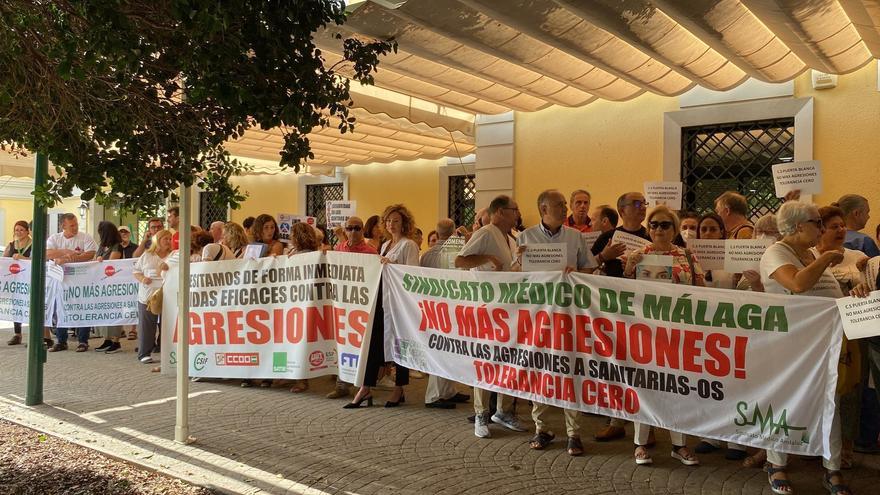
left=380, top=238, right=420, bottom=266
left=95, top=244, right=123, bottom=260
left=563, top=215, right=592, bottom=233
left=133, top=252, right=168, bottom=304
left=844, top=230, right=880, bottom=258
left=458, top=224, right=516, bottom=271
left=727, top=222, right=755, bottom=240
left=335, top=240, right=379, bottom=255
left=760, top=242, right=843, bottom=298
left=420, top=237, right=465, bottom=269
left=120, top=242, right=137, bottom=259
left=46, top=231, right=97, bottom=254
left=517, top=224, right=593, bottom=270
left=591, top=226, right=650, bottom=277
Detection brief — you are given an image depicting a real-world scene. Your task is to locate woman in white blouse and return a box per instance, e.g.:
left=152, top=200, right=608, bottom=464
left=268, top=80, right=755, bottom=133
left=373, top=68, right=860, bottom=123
left=345, top=204, right=419, bottom=409
left=132, top=230, right=172, bottom=364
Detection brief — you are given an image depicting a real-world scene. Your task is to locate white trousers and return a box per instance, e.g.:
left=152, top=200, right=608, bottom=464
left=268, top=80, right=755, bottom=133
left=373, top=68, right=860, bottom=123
left=634, top=422, right=685, bottom=447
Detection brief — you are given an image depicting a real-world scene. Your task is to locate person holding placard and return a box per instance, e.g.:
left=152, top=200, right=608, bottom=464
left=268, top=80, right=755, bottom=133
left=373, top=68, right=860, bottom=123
left=715, top=191, right=754, bottom=240
left=93, top=221, right=125, bottom=354
left=455, top=195, right=528, bottom=438
left=249, top=214, right=284, bottom=257
left=624, top=206, right=703, bottom=467
left=759, top=201, right=869, bottom=495
left=563, top=189, right=592, bottom=233
left=346, top=204, right=419, bottom=410
left=516, top=190, right=594, bottom=456
left=695, top=214, right=736, bottom=290
left=674, top=211, right=699, bottom=248
left=4, top=220, right=32, bottom=346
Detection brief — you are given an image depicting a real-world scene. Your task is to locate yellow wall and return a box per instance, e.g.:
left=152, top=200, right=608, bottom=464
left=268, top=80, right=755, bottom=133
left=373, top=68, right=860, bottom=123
left=231, top=157, right=444, bottom=237
left=0, top=196, right=88, bottom=244
left=515, top=61, right=880, bottom=230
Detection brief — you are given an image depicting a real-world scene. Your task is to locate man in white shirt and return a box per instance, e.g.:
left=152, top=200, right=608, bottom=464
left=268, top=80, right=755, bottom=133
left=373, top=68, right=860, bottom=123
left=46, top=213, right=97, bottom=352
left=517, top=190, right=594, bottom=456
left=421, top=218, right=470, bottom=409
left=456, top=195, right=527, bottom=438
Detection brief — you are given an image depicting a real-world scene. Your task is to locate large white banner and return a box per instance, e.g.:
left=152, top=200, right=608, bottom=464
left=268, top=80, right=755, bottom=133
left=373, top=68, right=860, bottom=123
left=383, top=265, right=841, bottom=457
left=0, top=258, right=60, bottom=325
left=161, top=251, right=381, bottom=384
left=55, top=259, right=140, bottom=327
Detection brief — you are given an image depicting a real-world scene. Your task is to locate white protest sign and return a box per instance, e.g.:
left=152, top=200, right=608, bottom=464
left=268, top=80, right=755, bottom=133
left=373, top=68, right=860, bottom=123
left=724, top=238, right=775, bottom=273
left=581, top=231, right=601, bottom=254
left=687, top=239, right=726, bottom=271
left=521, top=243, right=567, bottom=272
left=772, top=160, right=822, bottom=197
left=837, top=291, right=880, bottom=339
left=243, top=244, right=266, bottom=260
left=636, top=254, right=674, bottom=283
left=326, top=201, right=356, bottom=228
left=644, top=181, right=683, bottom=210
left=277, top=214, right=317, bottom=244
left=611, top=230, right=651, bottom=254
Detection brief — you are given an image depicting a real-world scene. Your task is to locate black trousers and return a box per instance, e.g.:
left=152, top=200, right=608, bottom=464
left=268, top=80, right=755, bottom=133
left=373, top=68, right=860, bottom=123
left=363, top=281, right=408, bottom=387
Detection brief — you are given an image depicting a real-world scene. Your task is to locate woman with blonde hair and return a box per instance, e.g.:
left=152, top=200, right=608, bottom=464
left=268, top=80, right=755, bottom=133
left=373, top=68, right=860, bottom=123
left=132, top=229, right=172, bottom=364
left=345, top=204, right=419, bottom=409
left=624, top=205, right=703, bottom=467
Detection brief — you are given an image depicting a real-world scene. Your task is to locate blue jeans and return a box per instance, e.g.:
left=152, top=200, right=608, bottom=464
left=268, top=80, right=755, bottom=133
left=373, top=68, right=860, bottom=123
left=55, top=327, right=90, bottom=345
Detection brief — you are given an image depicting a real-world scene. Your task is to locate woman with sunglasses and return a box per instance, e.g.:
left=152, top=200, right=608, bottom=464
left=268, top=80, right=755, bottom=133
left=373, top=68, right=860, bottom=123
left=759, top=201, right=867, bottom=495
left=624, top=205, right=704, bottom=466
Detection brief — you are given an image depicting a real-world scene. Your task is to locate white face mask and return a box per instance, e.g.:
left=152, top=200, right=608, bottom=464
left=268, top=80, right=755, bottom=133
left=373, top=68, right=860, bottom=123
left=681, top=229, right=696, bottom=241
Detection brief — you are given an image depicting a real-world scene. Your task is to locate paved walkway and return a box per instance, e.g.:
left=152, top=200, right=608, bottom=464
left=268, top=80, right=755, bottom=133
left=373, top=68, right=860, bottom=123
left=1, top=328, right=878, bottom=494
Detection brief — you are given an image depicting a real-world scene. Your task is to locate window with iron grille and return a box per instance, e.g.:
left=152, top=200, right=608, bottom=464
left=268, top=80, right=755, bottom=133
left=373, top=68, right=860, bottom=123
left=448, top=174, right=476, bottom=228
left=681, top=118, right=794, bottom=220
left=137, top=205, right=167, bottom=243
left=199, top=191, right=228, bottom=229
left=306, top=183, right=344, bottom=246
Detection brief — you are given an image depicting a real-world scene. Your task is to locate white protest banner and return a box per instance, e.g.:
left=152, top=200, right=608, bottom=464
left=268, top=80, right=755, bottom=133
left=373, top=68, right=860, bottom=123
left=54, top=259, right=139, bottom=327
left=0, top=258, right=59, bottom=324
left=277, top=214, right=317, bottom=244
left=724, top=239, right=775, bottom=273
left=611, top=231, right=651, bottom=254
left=581, top=232, right=601, bottom=254
left=161, top=252, right=381, bottom=384
left=644, top=181, right=683, bottom=210
left=772, top=160, right=822, bottom=197
left=326, top=201, right=356, bottom=228
left=837, top=291, right=880, bottom=339
left=686, top=239, right=725, bottom=271
left=521, top=243, right=567, bottom=272
left=384, top=265, right=842, bottom=457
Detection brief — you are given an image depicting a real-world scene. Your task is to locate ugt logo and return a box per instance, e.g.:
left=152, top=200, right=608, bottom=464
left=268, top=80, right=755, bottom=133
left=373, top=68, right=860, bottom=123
left=734, top=401, right=808, bottom=440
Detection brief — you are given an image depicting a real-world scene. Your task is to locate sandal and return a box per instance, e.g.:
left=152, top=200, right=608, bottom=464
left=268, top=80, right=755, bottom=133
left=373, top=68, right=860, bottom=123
left=743, top=450, right=767, bottom=468
left=634, top=445, right=652, bottom=465
left=127, top=329, right=137, bottom=340
left=289, top=380, right=308, bottom=393
left=671, top=445, right=700, bottom=466
left=567, top=436, right=584, bottom=456
left=823, top=470, right=851, bottom=495
left=765, top=464, right=793, bottom=495
left=529, top=431, right=555, bottom=450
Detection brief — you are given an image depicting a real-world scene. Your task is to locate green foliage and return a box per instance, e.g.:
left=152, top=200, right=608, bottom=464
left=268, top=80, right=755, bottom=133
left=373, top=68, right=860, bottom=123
left=0, top=0, right=395, bottom=212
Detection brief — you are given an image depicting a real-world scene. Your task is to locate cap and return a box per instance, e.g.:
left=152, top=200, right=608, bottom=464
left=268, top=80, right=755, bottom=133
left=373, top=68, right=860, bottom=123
left=118, top=226, right=131, bottom=233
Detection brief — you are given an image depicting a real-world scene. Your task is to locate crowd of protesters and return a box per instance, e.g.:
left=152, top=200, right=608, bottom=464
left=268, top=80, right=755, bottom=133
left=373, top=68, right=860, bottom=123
left=5, top=188, right=880, bottom=495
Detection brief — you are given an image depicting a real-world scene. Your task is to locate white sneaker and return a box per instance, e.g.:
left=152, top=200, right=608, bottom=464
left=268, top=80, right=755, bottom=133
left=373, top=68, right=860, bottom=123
left=140, top=356, right=154, bottom=364
left=491, top=412, right=527, bottom=432
left=474, top=415, right=491, bottom=438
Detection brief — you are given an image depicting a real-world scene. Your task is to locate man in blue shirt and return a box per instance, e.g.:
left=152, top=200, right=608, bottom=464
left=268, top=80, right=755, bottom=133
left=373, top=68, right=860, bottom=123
left=839, top=194, right=879, bottom=257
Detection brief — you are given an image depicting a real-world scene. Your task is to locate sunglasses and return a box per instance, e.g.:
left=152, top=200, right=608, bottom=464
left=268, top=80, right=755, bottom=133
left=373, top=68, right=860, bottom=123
left=345, top=225, right=363, bottom=232
left=648, top=220, right=674, bottom=231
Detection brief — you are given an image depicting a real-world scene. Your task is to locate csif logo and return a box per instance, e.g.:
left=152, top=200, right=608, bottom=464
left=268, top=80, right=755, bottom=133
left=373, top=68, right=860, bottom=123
left=734, top=401, right=808, bottom=441
left=193, top=352, right=208, bottom=371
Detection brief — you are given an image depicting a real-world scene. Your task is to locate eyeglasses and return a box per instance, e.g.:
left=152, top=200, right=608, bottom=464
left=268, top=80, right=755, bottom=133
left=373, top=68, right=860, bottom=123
left=625, top=200, right=647, bottom=209
left=345, top=225, right=363, bottom=232
left=648, top=221, right=674, bottom=231
left=804, top=219, right=824, bottom=228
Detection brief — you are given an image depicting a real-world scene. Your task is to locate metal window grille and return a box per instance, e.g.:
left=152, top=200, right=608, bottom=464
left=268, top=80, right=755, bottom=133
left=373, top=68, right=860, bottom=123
left=681, top=118, right=794, bottom=220
left=305, top=183, right=344, bottom=246
left=199, top=191, right=228, bottom=229
left=448, top=174, right=476, bottom=228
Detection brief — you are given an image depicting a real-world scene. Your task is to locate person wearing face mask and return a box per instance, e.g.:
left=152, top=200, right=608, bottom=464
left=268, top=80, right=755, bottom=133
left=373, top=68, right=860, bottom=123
left=674, top=211, right=699, bottom=247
